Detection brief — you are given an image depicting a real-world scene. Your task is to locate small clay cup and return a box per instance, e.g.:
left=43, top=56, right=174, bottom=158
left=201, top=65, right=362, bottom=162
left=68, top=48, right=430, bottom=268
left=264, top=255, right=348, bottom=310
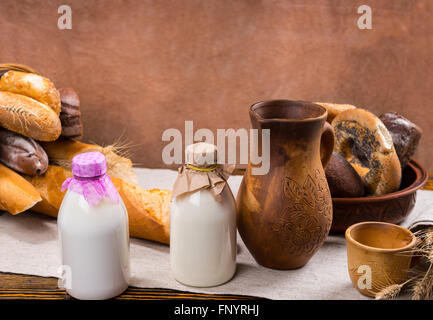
left=345, top=222, right=417, bottom=297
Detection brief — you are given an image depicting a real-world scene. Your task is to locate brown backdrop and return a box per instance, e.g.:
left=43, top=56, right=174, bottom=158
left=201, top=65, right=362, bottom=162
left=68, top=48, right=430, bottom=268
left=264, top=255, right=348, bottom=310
left=1, top=0, right=432, bottom=170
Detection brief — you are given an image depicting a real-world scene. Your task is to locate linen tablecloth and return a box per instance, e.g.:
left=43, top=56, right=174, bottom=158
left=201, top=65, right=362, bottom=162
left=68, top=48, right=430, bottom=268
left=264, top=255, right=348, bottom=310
left=0, top=169, right=432, bottom=300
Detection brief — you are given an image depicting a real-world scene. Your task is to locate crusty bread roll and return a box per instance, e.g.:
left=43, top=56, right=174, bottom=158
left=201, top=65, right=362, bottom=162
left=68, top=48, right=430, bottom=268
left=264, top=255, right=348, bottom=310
left=332, top=108, right=401, bottom=196
left=315, top=102, right=356, bottom=123
left=26, top=165, right=171, bottom=244
left=0, top=71, right=61, bottom=115
left=0, top=91, right=61, bottom=141
left=0, top=163, right=41, bottom=214
left=41, top=139, right=138, bottom=185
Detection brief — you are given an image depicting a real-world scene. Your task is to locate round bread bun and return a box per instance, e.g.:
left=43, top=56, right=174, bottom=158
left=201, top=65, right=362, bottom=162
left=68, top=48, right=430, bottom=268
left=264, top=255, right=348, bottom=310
left=331, top=108, right=401, bottom=196
left=325, top=152, right=364, bottom=197
left=0, top=91, right=61, bottom=141
left=315, top=102, right=356, bottom=123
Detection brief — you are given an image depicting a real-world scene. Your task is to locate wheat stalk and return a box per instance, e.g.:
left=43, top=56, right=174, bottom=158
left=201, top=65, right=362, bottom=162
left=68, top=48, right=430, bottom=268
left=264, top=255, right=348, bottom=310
left=376, top=228, right=433, bottom=300
left=375, top=283, right=404, bottom=300
left=412, top=265, right=433, bottom=300
left=52, top=139, right=138, bottom=185
left=410, top=229, right=433, bottom=300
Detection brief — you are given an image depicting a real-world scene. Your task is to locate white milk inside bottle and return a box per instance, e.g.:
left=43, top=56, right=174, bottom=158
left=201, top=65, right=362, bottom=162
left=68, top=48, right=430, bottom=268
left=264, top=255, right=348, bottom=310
left=170, top=143, right=237, bottom=287
left=58, top=151, right=130, bottom=299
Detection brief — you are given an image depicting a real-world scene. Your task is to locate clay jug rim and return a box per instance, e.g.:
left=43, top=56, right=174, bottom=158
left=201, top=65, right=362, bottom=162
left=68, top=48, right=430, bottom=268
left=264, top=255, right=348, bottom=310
left=345, top=221, right=417, bottom=254
left=250, top=100, right=328, bottom=123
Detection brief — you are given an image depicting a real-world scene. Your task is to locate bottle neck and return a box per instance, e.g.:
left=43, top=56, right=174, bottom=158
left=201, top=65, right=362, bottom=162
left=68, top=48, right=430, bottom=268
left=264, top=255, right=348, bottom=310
left=73, top=173, right=105, bottom=181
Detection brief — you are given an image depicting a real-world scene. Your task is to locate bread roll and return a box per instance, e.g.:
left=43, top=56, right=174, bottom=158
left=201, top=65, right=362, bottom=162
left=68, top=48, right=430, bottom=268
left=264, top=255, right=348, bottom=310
left=325, top=152, right=364, bottom=197
left=0, top=71, right=61, bottom=115
left=0, top=163, right=41, bottom=214
left=0, top=128, right=48, bottom=176
left=41, top=139, right=138, bottom=185
left=26, top=165, right=171, bottom=244
left=379, top=112, right=422, bottom=169
left=0, top=91, right=61, bottom=141
left=332, top=108, right=401, bottom=196
left=315, top=102, right=356, bottom=123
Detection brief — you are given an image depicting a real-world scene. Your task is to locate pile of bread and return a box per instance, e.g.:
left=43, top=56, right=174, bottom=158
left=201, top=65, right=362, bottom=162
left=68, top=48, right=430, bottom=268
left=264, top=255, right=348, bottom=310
left=316, top=102, right=422, bottom=197
left=0, top=64, right=170, bottom=244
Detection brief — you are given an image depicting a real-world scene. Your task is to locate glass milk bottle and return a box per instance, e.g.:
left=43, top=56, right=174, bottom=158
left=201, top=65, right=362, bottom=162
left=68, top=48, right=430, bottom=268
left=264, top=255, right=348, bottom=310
left=58, top=152, right=130, bottom=299
left=170, top=143, right=237, bottom=287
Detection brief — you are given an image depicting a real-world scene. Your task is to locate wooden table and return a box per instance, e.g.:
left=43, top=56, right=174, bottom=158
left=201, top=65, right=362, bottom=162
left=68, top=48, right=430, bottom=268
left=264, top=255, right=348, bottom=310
left=1, top=173, right=432, bottom=300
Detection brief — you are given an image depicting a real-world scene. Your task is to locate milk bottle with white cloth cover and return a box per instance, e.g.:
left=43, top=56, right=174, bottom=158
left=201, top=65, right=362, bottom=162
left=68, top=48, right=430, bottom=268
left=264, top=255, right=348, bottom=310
left=58, top=151, right=130, bottom=299
left=170, top=143, right=237, bottom=287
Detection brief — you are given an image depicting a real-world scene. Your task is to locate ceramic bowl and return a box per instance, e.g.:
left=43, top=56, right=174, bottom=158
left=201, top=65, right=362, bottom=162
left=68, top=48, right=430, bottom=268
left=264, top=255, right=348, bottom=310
left=346, top=221, right=417, bottom=297
left=331, top=159, right=428, bottom=233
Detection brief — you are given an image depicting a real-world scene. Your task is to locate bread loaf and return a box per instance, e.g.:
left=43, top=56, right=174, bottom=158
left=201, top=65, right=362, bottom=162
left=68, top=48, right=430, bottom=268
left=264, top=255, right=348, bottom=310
left=26, top=165, right=171, bottom=244
left=58, top=88, right=83, bottom=139
left=41, top=139, right=138, bottom=185
left=332, top=109, right=401, bottom=195
left=0, top=128, right=48, bottom=176
left=112, top=177, right=171, bottom=244
left=0, top=163, right=41, bottom=214
left=0, top=71, right=61, bottom=115
left=0, top=91, right=61, bottom=141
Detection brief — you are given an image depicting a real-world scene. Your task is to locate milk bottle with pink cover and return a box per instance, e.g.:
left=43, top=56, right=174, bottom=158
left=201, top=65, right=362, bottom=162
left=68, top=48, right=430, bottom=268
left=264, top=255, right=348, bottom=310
left=58, top=152, right=130, bottom=300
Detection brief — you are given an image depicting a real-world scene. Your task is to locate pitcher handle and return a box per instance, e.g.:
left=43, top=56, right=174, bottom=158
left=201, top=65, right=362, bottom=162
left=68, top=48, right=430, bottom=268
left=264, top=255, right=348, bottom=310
left=320, top=122, right=335, bottom=169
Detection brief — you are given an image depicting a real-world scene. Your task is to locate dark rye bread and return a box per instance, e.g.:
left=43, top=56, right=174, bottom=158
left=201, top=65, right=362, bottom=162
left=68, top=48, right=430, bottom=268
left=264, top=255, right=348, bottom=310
left=58, top=88, right=83, bottom=139
left=379, top=112, right=422, bottom=169
left=325, top=152, right=364, bottom=197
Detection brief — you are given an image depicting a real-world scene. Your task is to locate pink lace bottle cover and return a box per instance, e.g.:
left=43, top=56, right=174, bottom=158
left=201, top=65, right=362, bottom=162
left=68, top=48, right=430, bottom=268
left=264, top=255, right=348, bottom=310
left=61, top=152, right=120, bottom=206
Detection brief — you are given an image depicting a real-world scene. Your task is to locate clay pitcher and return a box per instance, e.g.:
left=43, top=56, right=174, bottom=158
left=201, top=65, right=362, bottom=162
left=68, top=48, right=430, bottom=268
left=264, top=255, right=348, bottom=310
left=237, top=100, right=335, bottom=269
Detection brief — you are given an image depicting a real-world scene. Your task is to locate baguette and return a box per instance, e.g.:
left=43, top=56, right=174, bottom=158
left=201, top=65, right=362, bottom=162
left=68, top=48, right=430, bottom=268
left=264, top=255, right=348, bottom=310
left=0, top=91, right=61, bottom=141
left=0, top=163, right=41, bottom=214
left=41, top=139, right=138, bottom=185
left=26, top=165, right=171, bottom=244
left=112, top=177, right=171, bottom=244
left=0, top=71, right=61, bottom=115
left=25, top=165, right=72, bottom=217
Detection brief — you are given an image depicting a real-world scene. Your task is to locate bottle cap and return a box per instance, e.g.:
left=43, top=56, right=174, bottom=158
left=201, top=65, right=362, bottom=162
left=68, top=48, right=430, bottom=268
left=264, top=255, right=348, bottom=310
left=71, top=152, right=107, bottom=177
left=185, top=143, right=217, bottom=167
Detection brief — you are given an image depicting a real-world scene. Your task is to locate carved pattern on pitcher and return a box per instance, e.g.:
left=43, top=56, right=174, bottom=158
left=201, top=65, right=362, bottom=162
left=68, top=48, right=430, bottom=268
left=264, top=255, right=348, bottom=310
left=273, top=169, right=332, bottom=255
